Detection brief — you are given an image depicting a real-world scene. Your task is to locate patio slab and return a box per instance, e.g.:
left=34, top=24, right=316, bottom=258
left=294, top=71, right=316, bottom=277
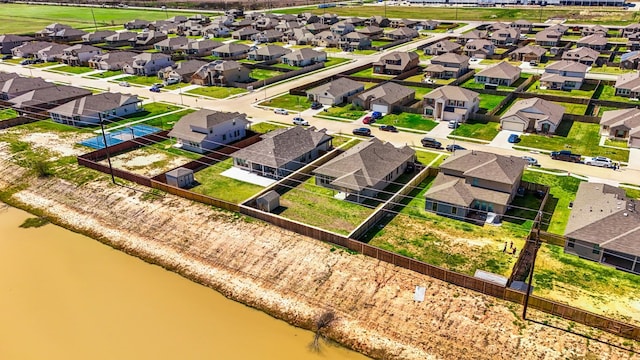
left=220, top=166, right=276, bottom=187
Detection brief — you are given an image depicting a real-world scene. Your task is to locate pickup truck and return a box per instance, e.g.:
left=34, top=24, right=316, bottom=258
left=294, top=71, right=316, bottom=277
left=550, top=150, right=581, bottom=163
left=584, top=156, right=613, bottom=168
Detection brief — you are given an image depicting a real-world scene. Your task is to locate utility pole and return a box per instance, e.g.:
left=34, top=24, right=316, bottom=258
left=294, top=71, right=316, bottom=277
left=98, top=112, right=116, bottom=185
left=91, top=8, right=98, bottom=32
left=522, top=210, right=542, bottom=320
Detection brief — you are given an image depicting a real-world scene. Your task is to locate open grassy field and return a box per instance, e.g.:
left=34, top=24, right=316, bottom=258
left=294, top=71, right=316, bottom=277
left=376, top=113, right=438, bottom=132
left=517, top=121, right=629, bottom=162
left=450, top=118, right=500, bottom=141
left=272, top=6, right=637, bottom=24
left=259, top=94, right=311, bottom=112
left=534, top=243, right=640, bottom=326
left=0, top=4, right=200, bottom=34
left=279, top=176, right=376, bottom=235
left=186, top=86, right=247, bottom=99
left=365, top=176, right=530, bottom=277
left=190, top=158, right=264, bottom=204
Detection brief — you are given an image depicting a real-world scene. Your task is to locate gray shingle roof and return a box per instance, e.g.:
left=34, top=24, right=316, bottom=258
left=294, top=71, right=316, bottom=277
left=356, top=82, right=415, bottom=106
left=425, top=173, right=511, bottom=207
left=423, top=85, right=478, bottom=102
left=306, top=77, right=363, bottom=98
left=615, top=71, right=640, bottom=91
left=501, top=97, right=565, bottom=127
left=0, top=77, right=55, bottom=96
left=475, top=61, right=520, bottom=80
left=439, top=150, right=527, bottom=186
left=48, top=93, right=140, bottom=118
left=8, top=85, right=92, bottom=108
left=600, top=108, right=640, bottom=137
left=168, top=109, right=248, bottom=143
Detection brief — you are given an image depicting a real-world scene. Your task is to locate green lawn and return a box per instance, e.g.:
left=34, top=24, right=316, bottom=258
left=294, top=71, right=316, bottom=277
left=365, top=176, right=529, bottom=277
left=450, top=118, right=500, bottom=141
left=596, top=85, right=640, bottom=104
left=104, top=103, right=183, bottom=129
left=270, top=63, right=300, bottom=70
left=349, top=67, right=394, bottom=79
left=589, top=65, right=634, bottom=75
left=528, top=80, right=597, bottom=99
left=30, top=61, right=58, bottom=68
left=415, top=151, right=441, bottom=166
left=250, top=122, right=287, bottom=134
left=352, top=49, right=377, bottom=55
left=186, top=86, right=247, bottom=99
left=279, top=176, right=376, bottom=235
left=249, top=68, right=282, bottom=81
left=376, top=113, right=438, bottom=132
left=324, top=57, right=350, bottom=67
left=553, top=102, right=587, bottom=115
left=0, top=108, right=18, bottom=121
left=117, top=75, right=161, bottom=87
left=521, top=171, right=582, bottom=235
left=597, top=105, right=619, bottom=116
left=86, top=70, right=122, bottom=79
left=259, top=94, right=311, bottom=112
left=324, top=104, right=366, bottom=120
left=518, top=121, right=629, bottom=162
left=409, top=86, right=432, bottom=100
left=144, top=109, right=195, bottom=131
left=478, top=93, right=504, bottom=113
left=46, top=65, right=93, bottom=74
left=460, top=75, right=528, bottom=92
left=191, top=158, right=264, bottom=204
left=605, top=138, right=628, bottom=148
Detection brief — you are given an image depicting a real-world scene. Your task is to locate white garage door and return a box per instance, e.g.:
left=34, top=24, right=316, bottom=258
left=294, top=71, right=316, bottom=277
left=501, top=120, right=525, bottom=132
left=372, top=104, right=388, bottom=114
left=630, top=136, right=640, bottom=149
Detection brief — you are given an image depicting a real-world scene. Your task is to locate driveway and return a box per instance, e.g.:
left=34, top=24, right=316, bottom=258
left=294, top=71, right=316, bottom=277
left=628, top=148, right=640, bottom=170
left=428, top=121, right=454, bottom=139
left=488, top=130, right=521, bottom=149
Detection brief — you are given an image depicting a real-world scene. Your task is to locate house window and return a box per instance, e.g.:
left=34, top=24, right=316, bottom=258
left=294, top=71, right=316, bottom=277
left=592, top=244, right=600, bottom=255
left=567, top=239, right=575, bottom=248
left=472, top=178, right=479, bottom=186
left=431, top=202, right=437, bottom=211
left=451, top=207, right=457, bottom=215
left=222, top=134, right=227, bottom=141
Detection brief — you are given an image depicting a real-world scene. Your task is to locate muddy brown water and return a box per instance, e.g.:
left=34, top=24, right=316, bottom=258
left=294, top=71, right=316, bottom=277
left=0, top=205, right=369, bottom=360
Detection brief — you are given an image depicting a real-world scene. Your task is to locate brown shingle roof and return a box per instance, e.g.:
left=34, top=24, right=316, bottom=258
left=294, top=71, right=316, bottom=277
left=439, top=150, right=527, bottom=186
left=475, top=61, right=520, bottom=80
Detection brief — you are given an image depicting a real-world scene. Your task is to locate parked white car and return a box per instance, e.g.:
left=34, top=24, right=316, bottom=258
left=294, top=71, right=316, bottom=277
left=274, top=108, right=288, bottom=115
left=584, top=156, right=613, bottom=168
left=292, top=117, right=309, bottom=126
left=118, top=81, right=130, bottom=87
left=521, top=156, right=538, bottom=166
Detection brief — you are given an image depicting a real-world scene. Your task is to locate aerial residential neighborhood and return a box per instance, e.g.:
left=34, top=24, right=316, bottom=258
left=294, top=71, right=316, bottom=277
left=2, top=1, right=640, bottom=359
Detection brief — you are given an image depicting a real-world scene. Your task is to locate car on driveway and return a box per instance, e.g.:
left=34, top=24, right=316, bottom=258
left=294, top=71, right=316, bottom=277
left=274, top=108, right=288, bottom=115
left=311, top=102, right=323, bottom=110
left=584, top=156, right=613, bottom=168
left=362, top=116, right=375, bottom=124
left=379, top=125, right=398, bottom=132
left=371, top=111, right=383, bottom=119
left=352, top=127, right=371, bottom=136
left=448, top=120, right=459, bottom=129
left=508, top=134, right=520, bottom=143
left=446, top=144, right=465, bottom=152
left=521, top=156, right=538, bottom=166
left=293, top=117, right=309, bottom=126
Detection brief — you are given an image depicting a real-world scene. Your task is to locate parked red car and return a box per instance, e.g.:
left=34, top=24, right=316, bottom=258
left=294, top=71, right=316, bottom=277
left=362, top=116, right=375, bottom=124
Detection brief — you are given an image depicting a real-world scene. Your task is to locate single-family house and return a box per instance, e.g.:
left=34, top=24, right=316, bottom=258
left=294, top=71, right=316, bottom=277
left=425, top=53, right=470, bottom=79
left=247, top=45, right=291, bottom=61
left=339, top=32, right=371, bottom=51
left=600, top=108, right=640, bottom=148
left=387, top=27, right=419, bottom=41
left=620, top=51, right=640, bottom=69
left=510, top=20, right=532, bottom=34
left=313, top=138, right=416, bottom=203
left=35, top=43, right=68, bottom=62
left=330, top=21, right=355, bottom=36
left=344, top=17, right=366, bottom=27
left=0, top=35, right=33, bottom=54
left=10, top=41, right=53, bottom=58
left=232, top=126, right=333, bottom=180
left=390, top=18, right=418, bottom=28
left=252, top=29, right=284, bottom=43
left=561, top=47, right=600, bottom=66
left=614, top=71, right=640, bottom=97
left=60, top=44, right=102, bottom=66
left=357, top=26, right=384, bottom=39
left=167, top=109, right=250, bottom=153
left=130, top=30, right=168, bottom=47
left=500, top=97, right=565, bottom=133
left=490, top=27, right=520, bottom=46
left=253, top=17, right=279, bottom=31
left=281, top=48, right=326, bottom=67
left=225, top=9, right=243, bottom=18
left=232, top=27, right=260, bottom=40
left=424, top=150, right=527, bottom=221
left=177, top=20, right=205, bottom=37
left=423, top=40, right=461, bottom=56
left=417, top=20, right=440, bottom=31
left=458, top=30, right=487, bottom=45
left=203, top=24, right=231, bottom=38
left=88, top=51, right=136, bottom=71
left=353, top=82, right=415, bottom=113
left=464, top=39, right=495, bottom=59
left=190, top=60, right=251, bottom=86
left=0, top=76, right=56, bottom=100
left=158, top=60, right=208, bottom=84
left=212, top=43, right=251, bottom=60
left=165, top=168, right=195, bottom=189
left=48, top=93, right=142, bottom=127
left=8, top=84, right=92, bottom=114
left=283, top=28, right=315, bottom=45
left=306, top=23, right=330, bottom=35
left=306, top=77, right=364, bottom=105
left=230, top=18, right=254, bottom=29
left=35, top=23, right=86, bottom=42
left=577, top=33, right=608, bottom=51
left=540, top=60, right=588, bottom=90
left=312, top=31, right=339, bottom=48
left=123, top=53, right=174, bottom=76
left=582, top=25, right=608, bottom=37
left=179, top=39, right=223, bottom=56
left=154, top=36, right=192, bottom=53
left=275, top=20, right=303, bottom=33
left=82, top=30, right=117, bottom=44
left=124, top=19, right=151, bottom=30
left=366, top=16, right=390, bottom=28
left=474, top=61, right=521, bottom=86
left=372, top=51, right=419, bottom=75
left=564, top=182, right=640, bottom=274
left=535, top=29, right=563, bottom=47
left=423, top=85, right=479, bottom=123
left=510, top=45, right=546, bottom=62
left=0, top=72, right=19, bottom=83
left=621, top=23, right=640, bottom=38
left=104, top=31, right=138, bottom=47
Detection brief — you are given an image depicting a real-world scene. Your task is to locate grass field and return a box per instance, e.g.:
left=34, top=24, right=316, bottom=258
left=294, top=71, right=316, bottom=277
left=250, top=122, right=287, bottom=134
left=186, top=86, right=247, bottom=99
left=46, top=65, right=94, bottom=75
left=517, top=121, right=629, bottom=162
left=589, top=65, right=634, bottom=75
left=0, top=4, right=200, bottom=34
left=376, top=113, right=438, bottom=132
left=0, top=109, right=18, bottom=121
left=259, top=94, right=311, bottom=112
left=191, top=158, right=264, bottom=204
left=478, top=93, right=504, bottom=113
left=450, top=118, right=500, bottom=141
left=605, top=138, right=629, bottom=148
left=553, top=102, right=588, bottom=115
left=349, top=67, right=395, bottom=79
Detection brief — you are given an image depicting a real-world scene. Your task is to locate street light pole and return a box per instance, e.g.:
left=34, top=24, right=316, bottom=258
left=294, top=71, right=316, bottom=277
left=98, top=112, right=116, bottom=185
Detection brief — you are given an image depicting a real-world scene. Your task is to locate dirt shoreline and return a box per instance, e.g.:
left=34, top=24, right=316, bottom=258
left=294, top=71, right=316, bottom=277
left=0, top=160, right=635, bottom=359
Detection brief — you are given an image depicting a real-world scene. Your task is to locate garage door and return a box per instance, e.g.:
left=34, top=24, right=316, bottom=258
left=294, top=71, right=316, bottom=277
left=501, top=120, right=525, bottom=132
left=630, top=136, right=640, bottom=149
left=372, top=104, right=388, bottom=114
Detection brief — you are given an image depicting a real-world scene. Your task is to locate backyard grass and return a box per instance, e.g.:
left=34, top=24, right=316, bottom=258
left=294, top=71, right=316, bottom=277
left=517, top=121, right=629, bottom=162
left=324, top=57, right=350, bottom=67
left=415, top=151, right=441, bottom=166
left=623, top=186, right=640, bottom=199
left=533, top=243, right=640, bottom=326
left=143, top=109, right=195, bottom=131
left=270, top=63, right=300, bottom=70
left=324, top=104, right=366, bottom=120
left=596, top=84, right=640, bottom=104
left=365, top=176, right=529, bottom=277
left=352, top=49, right=378, bottom=55
left=479, top=59, right=522, bottom=66
left=190, top=158, right=264, bottom=204
left=597, top=105, right=619, bottom=116
left=478, top=93, right=504, bottom=113
left=117, top=75, right=161, bottom=87
left=46, top=65, right=94, bottom=74
left=186, top=86, right=247, bottom=99
left=249, top=69, right=282, bottom=81
left=553, top=102, right=587, bottom=115
left=104, top=102, right=183, bottom=129
left=259, top=94, right=311, bottom=112
left=589, top=65, right=634, bottom=75
left=279, top=176, right=376, bottom=235
left=521, top=171, right=583, bottom=234
left=450, top=118, right=500, bottom=141
left=146, top=139, right=201, bottom=160
left=409, top=86, right=432, bottom=100
left=376, top=113, right=438, bottom=132
left=0, top=108, right=18, bottom=121
left=528, top=80, right=597, bottom=99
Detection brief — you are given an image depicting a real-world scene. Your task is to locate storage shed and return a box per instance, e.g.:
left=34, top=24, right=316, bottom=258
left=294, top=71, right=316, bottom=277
left=256, top=190, right=280, bottom=212
left=165, top=167, right=194, bottom=188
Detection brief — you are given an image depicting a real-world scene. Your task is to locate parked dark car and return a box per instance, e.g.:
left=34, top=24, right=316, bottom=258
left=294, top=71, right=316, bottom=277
left=149, top=85, right=161, bottom=93
left=550, top=150, right=581, bottom=163
left=352, top=127, right=371, bottom=136
left=421, top=137, right=442, bottom=149
left=20, top=59, right=34, bottom=65
left=379, top=125, right=398, bottom=132
left=508, top=134, right=520, bottom=143
left=311, top=102, right=323, bottom=110
left=446, top=144, right=466, bottom=152
left=1, top=54, right=12, bottom=60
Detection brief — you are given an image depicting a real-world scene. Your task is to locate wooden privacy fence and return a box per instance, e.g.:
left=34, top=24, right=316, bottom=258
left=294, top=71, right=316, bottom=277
left=0, top=114, right=48, bottom=130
